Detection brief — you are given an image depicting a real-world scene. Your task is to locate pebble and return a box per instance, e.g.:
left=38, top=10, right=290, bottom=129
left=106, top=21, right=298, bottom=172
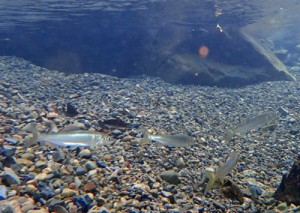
left=74, top=177, right=82, bottom=188
left=53, top=150, right=65, bottom=162
left=97, top=161, right=107, bottom=168
left=85, top=161, right=97, bottom=170
left=0, top=145, right=16, bottom=157
left=96, top=196, right=106, bottom=206
left=0, top=185, right=7, bottom=200
left=61, top=188, right=78, bottom=198
left=159, top=170, right=181, bottom=185
left=277, top=202, right=288, bottom=211
left=75, top=166, right=87, bottom=175
left=4, top=138, right=17, bottom=145
left=35, top=161, right=48, bottom=169
left=78, top=149, right=91, bottom=159
left=1, top=167, right=20, bottom=186
left=52, top=205, right=68, bottom=213
left=37, top=182, right=55, bottom=199
left=212, top=200, right=226, bottom=211
left=98, top=207, right=110, bottom=213
left=21, top=153, right=36, bottom=160
left=174, top=157, right=186, bottom=168
left=83, top=181, right=97, bottom=192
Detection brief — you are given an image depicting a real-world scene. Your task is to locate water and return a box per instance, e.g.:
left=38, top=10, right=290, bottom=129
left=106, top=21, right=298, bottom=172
left=0, top=0, right=299, bottom=85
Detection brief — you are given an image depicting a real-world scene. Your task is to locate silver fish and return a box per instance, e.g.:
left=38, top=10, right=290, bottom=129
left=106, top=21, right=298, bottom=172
left=201, top=151, right=239, bottom=194
left=24, top=123, right=111, bottom=148
left=225, top=111, right=277, bottom=141
left=142, top=130, right=195, bottom=147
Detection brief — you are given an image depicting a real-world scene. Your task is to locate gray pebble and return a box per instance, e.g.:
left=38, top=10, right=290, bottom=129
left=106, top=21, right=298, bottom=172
left=75, top=166, right=87, bottom=176
left=111, top=129, right=123, bottom=136
left=159, top=170, right=181, bottom=185
left=212, top=200, right=226, bottom=211
left=0, top=185, right=7, bottom=200
left=53, top=150, right=65, bottom=162
left=98, top=207, right=110, bottom=213
left=78, top=149, right=91, bottom=159
left=53, top=205, right=68, bottom=213
left=174, top=157, right=185, bottom=168
left=1, top=167, right=20, bottom=186
left=0, top=203, right=14, bottom=213
left=96, top=196, right=106, bottom=206
left=85, top=161, right=97, bottom=171
left=35, top=161, right=48, bottom=169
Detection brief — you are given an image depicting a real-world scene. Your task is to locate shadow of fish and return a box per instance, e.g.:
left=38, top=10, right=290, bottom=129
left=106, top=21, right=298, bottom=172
left=225, top=111, right=277, bottom=141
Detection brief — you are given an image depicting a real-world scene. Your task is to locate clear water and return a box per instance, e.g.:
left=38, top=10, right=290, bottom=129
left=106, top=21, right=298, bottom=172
left=0, top=0, right=299, bottom=81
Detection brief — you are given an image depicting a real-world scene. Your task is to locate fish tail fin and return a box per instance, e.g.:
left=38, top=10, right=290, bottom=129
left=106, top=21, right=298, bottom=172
left=23, top=123, right=40, bottom=147
left=140, top=129, right=150, bottom=143
left=224, top=129, right=234, bottom=142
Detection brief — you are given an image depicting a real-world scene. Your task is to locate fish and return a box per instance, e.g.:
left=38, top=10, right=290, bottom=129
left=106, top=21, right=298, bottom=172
left=142, top=130, right=195, bottom=147
left=23, top=123, right=112, bottom=148
left=225, top=111, right=277, bottom=141
left=200, top=151, right=239, bottom=194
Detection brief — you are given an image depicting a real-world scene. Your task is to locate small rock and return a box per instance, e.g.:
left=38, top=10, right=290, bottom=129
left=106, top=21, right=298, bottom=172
left=85, top=161, right=97, bottom=170
left=159, top=170, right=181, bottom=185
left=103, top=154, right=112, bottom=161
left=277, top=202, right=288, bottom=211
left=21, top=153, right=36, bottom=161
left=53, top=150, right=65, bottom=162
left=53, top=205, right=68, bottom=213
left=16, top=158, right=34, bottom=166
left=212, top=200, right=226, bottom=211
left=74, top=196, right=89, bottom=212
left=96, top=196, right=106, bottom=206
left=35, top=161, right=48, bottom=169
left=4, top=138, right=17, bottom=145
left=1, top=167, right=20, bottom=186
left=25, top=184, right=38, bottom=195
left=61, top=188, right=78, bottom=198
left=0, top=202, right=14, bottom=213
left=83, top=181, right=96, bottom=192
left=78, top=149, right=91, bottom=159
left=174, top=157, right=185, bottom=168
left=75, top=166, right=87, bottom=176
left=0, top=145, right=16, bottom=157
left=83, top=193, right=94, bottom=204
left=0, top=185, right=7, bottom=200
left=289, top=128, right=299, bottom=135
left=37, top=182, right=55, bottom=199
left=48, top=199, right=66, bottom=212
left=97, top=161, right=107, bottom=168
left=98, top=207, right=110, bottom=213
left=277, top=106, right=289, bottom=117
left=111, top=129, right=123, bottom=136
left=74, top=177, right=82, bottom=188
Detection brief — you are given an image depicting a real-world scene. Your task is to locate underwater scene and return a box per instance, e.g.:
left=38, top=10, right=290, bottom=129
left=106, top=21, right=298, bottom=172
left=1, top=0, right=300, bottom=212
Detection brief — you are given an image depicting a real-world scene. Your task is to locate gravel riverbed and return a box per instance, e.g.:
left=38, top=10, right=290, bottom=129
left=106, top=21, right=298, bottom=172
left=0, top=56, right=300, bottom=212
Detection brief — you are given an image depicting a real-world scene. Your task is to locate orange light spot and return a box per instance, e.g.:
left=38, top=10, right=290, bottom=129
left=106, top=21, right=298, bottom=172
left=198, top=45, right=209, bottom=58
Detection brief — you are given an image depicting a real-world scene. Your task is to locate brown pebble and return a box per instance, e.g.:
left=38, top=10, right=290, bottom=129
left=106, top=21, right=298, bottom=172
left=83, top=181, right=96, bottom=192
left=68, top=202, right=78, bottom=213
left=103, top=154, right=112, bottom=161
left=46, top=112, right=58, bottom=118
left=61, top=188, right=78, bottom=198
left=69, top=182, right=76, bottom=189
left=16, top=158, right=34, bottom=166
